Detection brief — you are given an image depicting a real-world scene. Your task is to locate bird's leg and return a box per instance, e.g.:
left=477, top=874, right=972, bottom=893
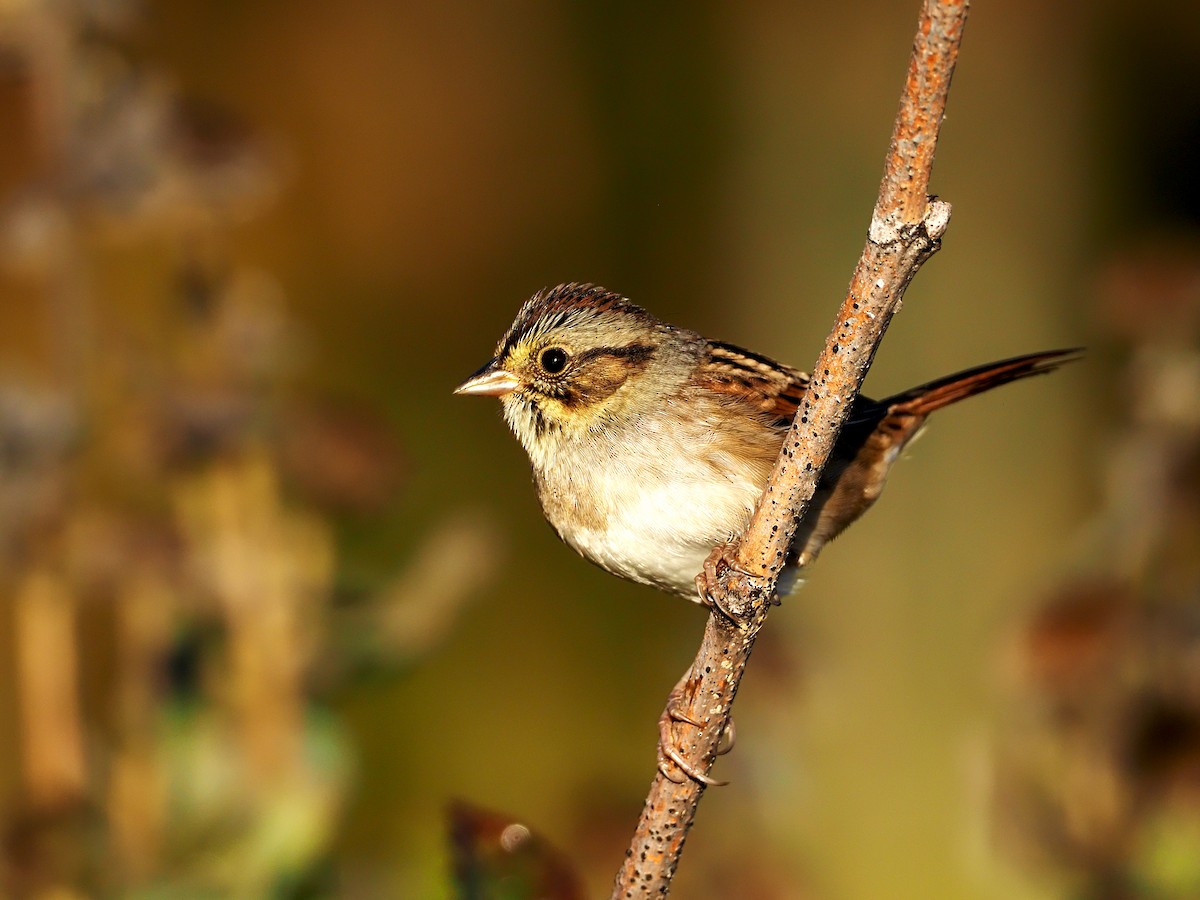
left=656, top=667, right=731, bottom=787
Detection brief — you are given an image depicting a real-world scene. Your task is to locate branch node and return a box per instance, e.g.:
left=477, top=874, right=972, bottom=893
left=924, top=197, right=952, bottom=239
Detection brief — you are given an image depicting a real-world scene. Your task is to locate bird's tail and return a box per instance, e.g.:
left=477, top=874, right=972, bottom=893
left=882, top=348, right=1082, bottom=416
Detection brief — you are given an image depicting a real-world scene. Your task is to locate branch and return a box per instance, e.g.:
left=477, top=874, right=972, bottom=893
left=611, top=1, right=970, bottom=895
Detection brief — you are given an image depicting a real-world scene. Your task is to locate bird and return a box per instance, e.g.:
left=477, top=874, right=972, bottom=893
left=457, top=283, right=1078, bottom=605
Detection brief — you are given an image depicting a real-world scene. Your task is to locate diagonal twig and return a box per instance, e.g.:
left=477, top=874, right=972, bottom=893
left=611, top=1, right=970, bottom=895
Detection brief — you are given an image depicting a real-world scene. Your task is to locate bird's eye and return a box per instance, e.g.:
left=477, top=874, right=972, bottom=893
left=539, top=347, right=569, bottom=374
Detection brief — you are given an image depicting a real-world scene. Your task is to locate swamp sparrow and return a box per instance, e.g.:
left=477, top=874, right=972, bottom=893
left=458, top=283, right=1077, bottom=603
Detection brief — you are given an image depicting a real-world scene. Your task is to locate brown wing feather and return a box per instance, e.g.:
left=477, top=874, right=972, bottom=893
left=695, top=341, right=811, bottom=428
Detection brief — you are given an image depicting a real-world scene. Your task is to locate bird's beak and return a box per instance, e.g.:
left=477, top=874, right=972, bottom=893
left=454, top=360, right=520, bottom=397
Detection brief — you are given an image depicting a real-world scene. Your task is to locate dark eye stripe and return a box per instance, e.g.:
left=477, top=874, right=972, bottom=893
left=573, top=343, right=656, bottom=366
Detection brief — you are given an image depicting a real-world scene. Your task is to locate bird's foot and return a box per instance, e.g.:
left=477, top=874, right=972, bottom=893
left=656, top=670, right=733, bottom=787
left=696, top=541, right=768, bottom=622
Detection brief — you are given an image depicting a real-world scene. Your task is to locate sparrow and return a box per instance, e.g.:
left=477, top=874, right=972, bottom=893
left=457, top=283, right=1078, bottom=604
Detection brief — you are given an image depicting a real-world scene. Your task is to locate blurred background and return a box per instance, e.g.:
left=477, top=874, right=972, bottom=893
left=0, top=0, right=1198, bottom=897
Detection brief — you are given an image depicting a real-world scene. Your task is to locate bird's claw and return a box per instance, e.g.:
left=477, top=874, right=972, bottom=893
left=696, top=542, right=754, bottom=620
left=655, top=672, right=732, bottom=787
left=696, top=541, right=781, bottom=623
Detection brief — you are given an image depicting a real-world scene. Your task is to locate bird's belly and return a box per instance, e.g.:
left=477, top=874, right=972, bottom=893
left=556, top=474, right=760, bottom=598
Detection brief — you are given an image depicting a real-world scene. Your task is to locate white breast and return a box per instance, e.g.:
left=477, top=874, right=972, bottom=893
left=540, top=418, right=765, bottom=598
